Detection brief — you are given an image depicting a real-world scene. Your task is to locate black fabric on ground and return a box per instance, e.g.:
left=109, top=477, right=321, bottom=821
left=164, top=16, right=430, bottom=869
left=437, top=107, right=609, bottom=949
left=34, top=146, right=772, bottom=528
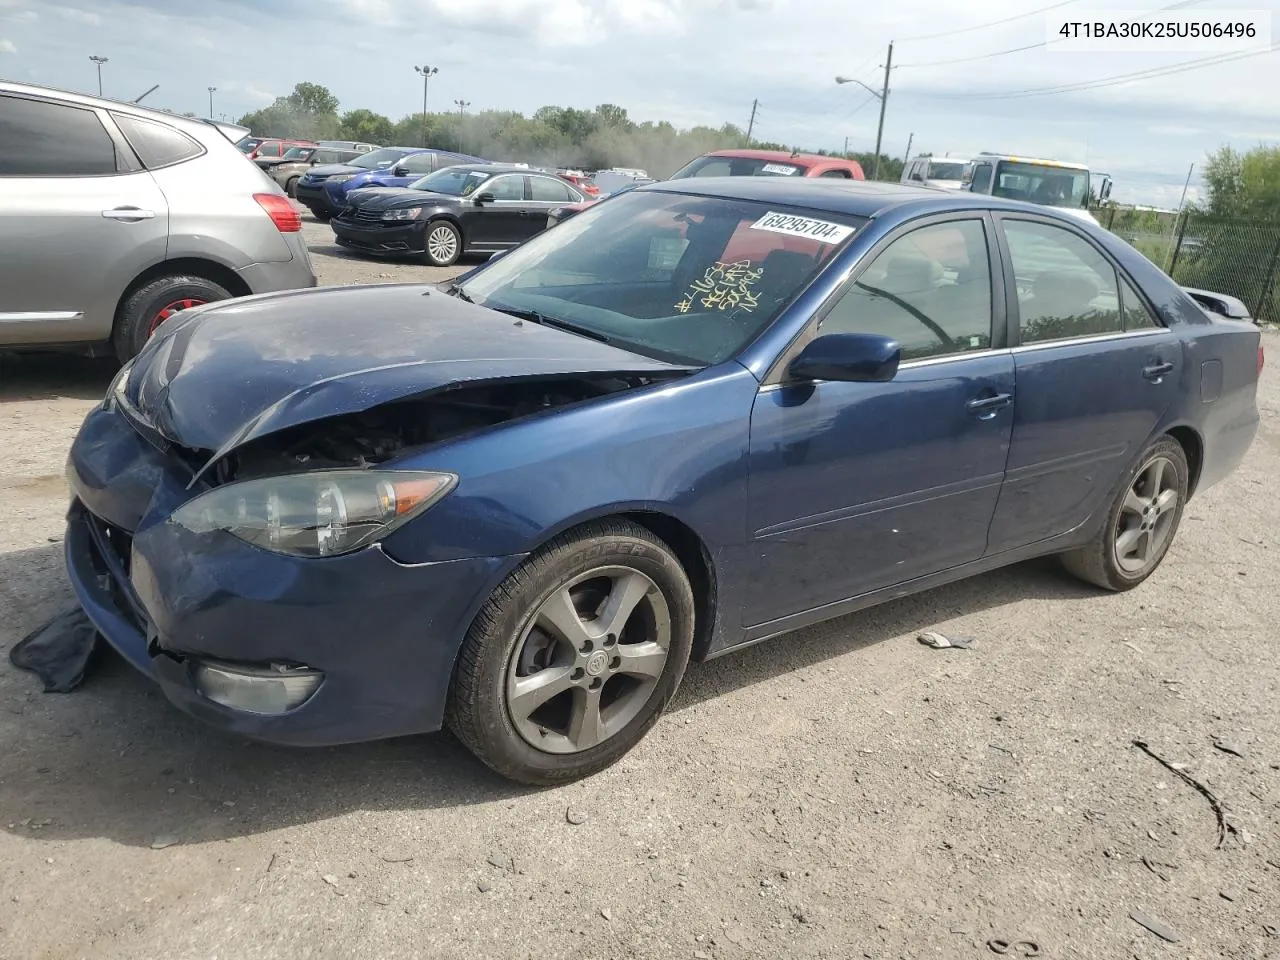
left=9, top=607, right=102, bottom=692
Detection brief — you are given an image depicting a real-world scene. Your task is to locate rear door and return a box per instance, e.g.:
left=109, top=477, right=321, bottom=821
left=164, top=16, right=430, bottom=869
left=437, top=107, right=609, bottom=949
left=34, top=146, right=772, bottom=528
left=0, top=93, right=168, bottom=346
left=985, top=214, right=1181, bottom=552
left=463, top=173, right=530, bottom=248
left=526, top=175, right=581, bottom=235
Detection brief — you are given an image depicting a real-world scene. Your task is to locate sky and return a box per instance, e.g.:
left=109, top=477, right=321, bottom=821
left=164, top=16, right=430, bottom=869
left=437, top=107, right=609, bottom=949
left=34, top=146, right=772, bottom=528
left=2, top=0, right=1278, bottom=207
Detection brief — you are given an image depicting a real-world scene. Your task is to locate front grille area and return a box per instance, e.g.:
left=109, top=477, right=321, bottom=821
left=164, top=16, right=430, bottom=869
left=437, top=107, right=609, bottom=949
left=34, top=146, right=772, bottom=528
left=354, top=207, right=386, bottom=224
left=81, top=508, right=149, bottom=635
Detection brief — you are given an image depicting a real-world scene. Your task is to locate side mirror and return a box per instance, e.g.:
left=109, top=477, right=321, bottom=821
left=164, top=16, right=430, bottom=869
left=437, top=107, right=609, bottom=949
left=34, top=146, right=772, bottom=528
left=788, top=333, right=901, bottom=383
left=474, top=192, right=496, bottom=205
left=392, top=164, right=409, bottom=176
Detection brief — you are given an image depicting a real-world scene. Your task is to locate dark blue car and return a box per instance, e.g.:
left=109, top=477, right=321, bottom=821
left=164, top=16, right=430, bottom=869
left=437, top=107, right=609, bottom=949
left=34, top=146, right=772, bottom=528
left=65, top=178, right=1261, bottom=785
left=323, top=148, right=488, bottom=212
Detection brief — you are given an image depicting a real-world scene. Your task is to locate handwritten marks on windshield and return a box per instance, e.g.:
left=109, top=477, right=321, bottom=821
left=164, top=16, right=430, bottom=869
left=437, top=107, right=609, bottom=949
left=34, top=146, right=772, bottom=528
left=674, top=260, right=764, bottom=314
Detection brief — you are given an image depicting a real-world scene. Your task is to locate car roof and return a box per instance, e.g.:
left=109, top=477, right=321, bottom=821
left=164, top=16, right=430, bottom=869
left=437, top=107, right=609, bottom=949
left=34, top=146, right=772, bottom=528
left=1, top=79, right=248, bottom=142
left=640, top=176, right=1086, bottom=221
left=702, top=149, right=855, bottom=165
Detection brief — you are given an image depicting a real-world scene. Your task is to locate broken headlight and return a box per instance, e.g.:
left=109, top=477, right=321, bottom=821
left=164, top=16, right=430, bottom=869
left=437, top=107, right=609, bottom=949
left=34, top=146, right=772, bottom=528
left=169, top=469, right=456, bottom=558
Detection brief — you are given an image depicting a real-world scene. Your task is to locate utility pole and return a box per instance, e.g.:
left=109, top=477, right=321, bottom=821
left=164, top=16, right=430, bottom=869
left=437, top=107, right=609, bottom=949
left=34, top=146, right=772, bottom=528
left=902, top=132, right=914, bottom=165
left=414, top=65, right=438, bottom=147
left=1164, top=162, right=1195, bottom=272
left=872, top=41, right=893, bottom=181
left=207, top=86, right=216, bottom=119
left=89, top=55, right=108, bottom=96
left=843, top=135, right=849, bottom=156
left=746, top=98, right=758, bottom=143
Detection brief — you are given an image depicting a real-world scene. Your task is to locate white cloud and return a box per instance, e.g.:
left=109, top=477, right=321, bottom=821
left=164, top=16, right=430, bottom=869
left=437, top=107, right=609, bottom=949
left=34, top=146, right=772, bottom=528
left=0, top=9, right=36, bottom=22
left=0, top=37, right=14, bottom=52
left=1148, top=125, right=1203, bottom=137
left=53, top=5, right=101, bottom=24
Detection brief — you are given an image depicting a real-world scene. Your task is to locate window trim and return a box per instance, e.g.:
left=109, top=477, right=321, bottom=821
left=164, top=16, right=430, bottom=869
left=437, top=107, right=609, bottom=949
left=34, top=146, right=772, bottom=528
left=761, top=210, right=1008, bottom=386
left=992, top=211, right=1170, bottom=350
left=0, top=93, right=140, bottom=178
left=480, top=173, right=527, bottom=202
left=109, top=111, right=206, bottom=171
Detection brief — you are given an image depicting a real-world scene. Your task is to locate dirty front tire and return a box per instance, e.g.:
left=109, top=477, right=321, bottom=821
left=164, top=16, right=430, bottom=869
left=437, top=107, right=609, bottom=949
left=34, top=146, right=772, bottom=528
left=285, top=176, right=300, bottom=198
left=1060, top=436, right=1189, bottom=591
left=446, top=520, right=696, bottom=786
left=111, top=275, right=231, bottom=364
left=422, top=220, right=463, bottom=267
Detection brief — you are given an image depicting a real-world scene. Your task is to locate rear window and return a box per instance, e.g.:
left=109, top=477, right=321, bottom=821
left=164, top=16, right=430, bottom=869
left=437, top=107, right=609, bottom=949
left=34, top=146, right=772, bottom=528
left=671, top=155, right=808, bottom=179
left=113, top=114, right=203, bottom=169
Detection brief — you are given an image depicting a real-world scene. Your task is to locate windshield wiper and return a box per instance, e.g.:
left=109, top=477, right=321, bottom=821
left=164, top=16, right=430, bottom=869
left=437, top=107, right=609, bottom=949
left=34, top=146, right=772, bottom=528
left=488, top=305, right=611, bottom=344
left=444, top=281, right=474, bottom=303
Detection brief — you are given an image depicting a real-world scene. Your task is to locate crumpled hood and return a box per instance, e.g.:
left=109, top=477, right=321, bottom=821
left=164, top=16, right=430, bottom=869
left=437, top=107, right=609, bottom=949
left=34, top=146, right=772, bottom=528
left=124, top=284, right=685, bottom=470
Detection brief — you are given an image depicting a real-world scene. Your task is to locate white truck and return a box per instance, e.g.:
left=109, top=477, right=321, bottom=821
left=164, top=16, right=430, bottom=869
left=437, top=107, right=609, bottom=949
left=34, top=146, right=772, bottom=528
left=961, top=152, right=1112, bottom=227
left=901, top=154, right=972, bottom=190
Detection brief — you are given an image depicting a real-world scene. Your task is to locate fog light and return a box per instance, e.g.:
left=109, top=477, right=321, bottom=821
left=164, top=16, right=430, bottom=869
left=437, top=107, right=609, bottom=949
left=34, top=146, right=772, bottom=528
left=193, top=660, right=323, bottom=715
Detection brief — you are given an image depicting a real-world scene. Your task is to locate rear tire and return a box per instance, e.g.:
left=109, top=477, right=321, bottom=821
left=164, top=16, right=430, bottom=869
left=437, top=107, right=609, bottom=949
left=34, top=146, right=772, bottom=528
left=446, top=520, right=695, bottom=785
left=422, top=220, right=463, bottom=267
left=1060, top=436, right=1188, bottom=591
left=111, top=274, right=231, bottom=364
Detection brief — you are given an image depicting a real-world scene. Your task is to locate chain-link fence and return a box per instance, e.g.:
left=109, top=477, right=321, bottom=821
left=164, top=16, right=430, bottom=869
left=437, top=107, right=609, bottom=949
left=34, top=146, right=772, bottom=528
left=1094, top=205, right=1280, bottom=323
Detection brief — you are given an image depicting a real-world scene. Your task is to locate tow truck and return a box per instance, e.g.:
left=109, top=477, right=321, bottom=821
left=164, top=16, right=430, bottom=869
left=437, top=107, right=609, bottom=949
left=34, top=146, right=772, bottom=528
left=962, top=152, right=1112, bottom=227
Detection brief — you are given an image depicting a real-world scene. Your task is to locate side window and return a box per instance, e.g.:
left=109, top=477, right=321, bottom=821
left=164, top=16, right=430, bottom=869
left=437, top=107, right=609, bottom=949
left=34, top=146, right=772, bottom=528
left=484, top=175, right=525, bottom=201
left=819, top=168, right=851, bottom=179
left=820, top=219, right=994, bottom=361
left=530, top=176, right=574, bottom=202
left=112, top=114, right=202, bottom=168
left=401, top=153, right=437, bottom=175
left=691, top=159, right=733, bottom=177
left=1002, top=220, right=1122, bottom=344
left=909, top=163, right=925, bottom=182
left=970, top=163, right=993, bottom=192
left=1119, top=274, right=1160, bottom=330
left=0, top=95, right=120, bottom=176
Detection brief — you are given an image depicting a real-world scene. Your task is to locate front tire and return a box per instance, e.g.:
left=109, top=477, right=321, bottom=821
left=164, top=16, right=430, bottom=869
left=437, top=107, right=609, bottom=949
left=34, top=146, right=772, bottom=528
left=285, top=176, right=300, bottom=199
left=422, top=220, right=462, bottom=267
left=1061, top=436, right=1188, bottom=591
left=111, top=275, right=231, bottom=364
left=447, top=520, right=696, bottom=785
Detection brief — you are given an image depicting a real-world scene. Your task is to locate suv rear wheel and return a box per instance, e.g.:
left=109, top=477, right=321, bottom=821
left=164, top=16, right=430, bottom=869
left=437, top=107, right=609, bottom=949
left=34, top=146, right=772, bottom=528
left=112, top=274, right=231, bottom=363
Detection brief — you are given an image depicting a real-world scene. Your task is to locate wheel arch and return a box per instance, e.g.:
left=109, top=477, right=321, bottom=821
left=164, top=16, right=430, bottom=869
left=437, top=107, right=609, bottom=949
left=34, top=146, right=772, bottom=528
left=114, top=258, right=251, bottom=328
left=1163, top=424, right=1204, bottom=498
left=425, top=211, right=466, bottom=246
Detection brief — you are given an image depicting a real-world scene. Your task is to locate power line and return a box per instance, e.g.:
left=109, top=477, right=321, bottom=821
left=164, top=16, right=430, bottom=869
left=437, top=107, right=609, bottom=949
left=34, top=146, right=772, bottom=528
left=896, top=0, right=1208, bottom=69
left=919, top=41, right=1278, bottom=100
left=894, top=0, right=1080, bottom=42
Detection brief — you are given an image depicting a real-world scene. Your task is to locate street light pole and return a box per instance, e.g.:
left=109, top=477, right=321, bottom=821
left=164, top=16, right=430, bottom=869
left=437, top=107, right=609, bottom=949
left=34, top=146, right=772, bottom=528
left=89, top=55, right=108, bottom=96
left=454, top=98, right=470, bottom=120
left=414, top=65, right=438, bottom=147
left=207, top=86, right=216, bottom=119
left=835, top=40, right=893, bottom=180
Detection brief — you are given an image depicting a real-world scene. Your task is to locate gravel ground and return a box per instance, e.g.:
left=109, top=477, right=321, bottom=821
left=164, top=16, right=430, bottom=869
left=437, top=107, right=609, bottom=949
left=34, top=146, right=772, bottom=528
left=1, top=218, right=1278, bottom=959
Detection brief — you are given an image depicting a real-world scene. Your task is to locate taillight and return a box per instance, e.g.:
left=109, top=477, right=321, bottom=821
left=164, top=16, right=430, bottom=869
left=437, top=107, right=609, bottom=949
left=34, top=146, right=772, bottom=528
left=254, top=193, right=301, bottom=233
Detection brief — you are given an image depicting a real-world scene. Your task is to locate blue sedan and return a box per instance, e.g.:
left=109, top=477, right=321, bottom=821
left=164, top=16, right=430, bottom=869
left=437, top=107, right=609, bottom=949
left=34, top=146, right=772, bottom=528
left=64, top=178, right=1261, bottom=784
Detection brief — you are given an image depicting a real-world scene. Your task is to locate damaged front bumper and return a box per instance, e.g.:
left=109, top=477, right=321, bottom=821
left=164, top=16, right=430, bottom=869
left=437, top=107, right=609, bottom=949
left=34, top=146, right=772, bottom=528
left=64, top=405, right=514, bottom=746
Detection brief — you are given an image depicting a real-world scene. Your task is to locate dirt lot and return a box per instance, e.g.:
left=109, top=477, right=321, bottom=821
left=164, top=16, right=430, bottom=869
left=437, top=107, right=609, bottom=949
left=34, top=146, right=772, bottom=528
left=1, top=219, right=1278, bottom=960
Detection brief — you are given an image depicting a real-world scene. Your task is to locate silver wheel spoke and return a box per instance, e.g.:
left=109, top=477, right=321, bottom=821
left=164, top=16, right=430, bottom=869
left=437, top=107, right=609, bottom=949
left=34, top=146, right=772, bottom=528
left=537, top=587, right=593, bottom=648
left=594, top=571, right=651, bottom=640
left=615, top=640, right=667, bottom=680
left=1154, top=488, right=1177, bottom=516
left=509, top=666, right=574, bottom=718
left=1123, top=488, right=1148, bottom=516
left=1146, top=458, right=1166, bottom=494
left=1116, top=527, right=1142, bottom=558
left=568, top=687, right=605, bottom=750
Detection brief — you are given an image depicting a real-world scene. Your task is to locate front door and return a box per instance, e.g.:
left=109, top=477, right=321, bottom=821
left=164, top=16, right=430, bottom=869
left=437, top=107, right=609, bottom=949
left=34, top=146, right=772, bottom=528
left=463, top=173, right=530, bottom=249
left=0, top=94, right=169, bottom=346
left=744, top=214, right=1015, bottom=626
left=985, top=215, right=1181, bottom=553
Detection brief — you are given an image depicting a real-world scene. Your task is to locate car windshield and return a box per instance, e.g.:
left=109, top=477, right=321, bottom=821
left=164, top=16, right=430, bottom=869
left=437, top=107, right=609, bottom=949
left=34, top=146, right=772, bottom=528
left=927, top=161, right=967, bottom=180
left=993, top=161, right=1090, bottom=209
left=457, top=190, right=864, bottom=366
left=408, top=166, right=493, bottom=195
left=670, top=155, right=809, bottom=179
left=282, top=146, right=313, bottom=161
left=352, top=147, right=411, bottom=170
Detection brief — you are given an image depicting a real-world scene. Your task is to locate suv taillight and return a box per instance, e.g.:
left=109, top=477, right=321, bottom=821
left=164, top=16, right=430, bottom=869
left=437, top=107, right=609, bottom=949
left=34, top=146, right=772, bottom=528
left=254, top=193, right=301, bottom=233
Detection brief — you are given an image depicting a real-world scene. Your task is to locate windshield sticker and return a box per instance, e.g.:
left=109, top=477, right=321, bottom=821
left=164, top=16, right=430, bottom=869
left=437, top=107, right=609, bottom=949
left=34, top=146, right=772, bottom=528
left=760, top=163, right=800, bottom=176
left=674, top=260, right=763, bottom=314
left=749, top=211, right=854, bottom=245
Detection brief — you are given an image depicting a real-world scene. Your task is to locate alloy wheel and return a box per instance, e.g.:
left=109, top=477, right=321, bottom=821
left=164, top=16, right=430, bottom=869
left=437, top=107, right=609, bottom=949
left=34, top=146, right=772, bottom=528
left=505, top=566, right=671, bottom=755
left=427, top=224, right=459, bottom=263
left=1113, top=455, right=1179, bottom=575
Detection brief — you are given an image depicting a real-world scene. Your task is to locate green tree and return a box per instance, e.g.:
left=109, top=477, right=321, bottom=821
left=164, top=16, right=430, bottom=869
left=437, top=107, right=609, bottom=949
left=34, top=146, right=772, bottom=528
left=287, top=81, right=340, bottom=118
left=238, top=82, right=340, bottom=140
left=1198, top=144, right=1280, bottom=220
left=338, top=108, right=394, bottom=145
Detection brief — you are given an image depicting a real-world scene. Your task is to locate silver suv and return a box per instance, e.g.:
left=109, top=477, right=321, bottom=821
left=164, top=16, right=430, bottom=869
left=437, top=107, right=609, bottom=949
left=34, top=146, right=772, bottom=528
left=0, top=82, right=317, bottom=362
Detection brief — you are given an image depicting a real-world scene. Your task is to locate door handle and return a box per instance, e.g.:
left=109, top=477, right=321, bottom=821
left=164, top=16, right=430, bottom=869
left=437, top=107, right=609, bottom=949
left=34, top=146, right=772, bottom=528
left=966, top=392, right=1013, bottom=419
left=102, top=207, right=156, bottom=221
left=1143, top=360, right=1174, bottom=381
